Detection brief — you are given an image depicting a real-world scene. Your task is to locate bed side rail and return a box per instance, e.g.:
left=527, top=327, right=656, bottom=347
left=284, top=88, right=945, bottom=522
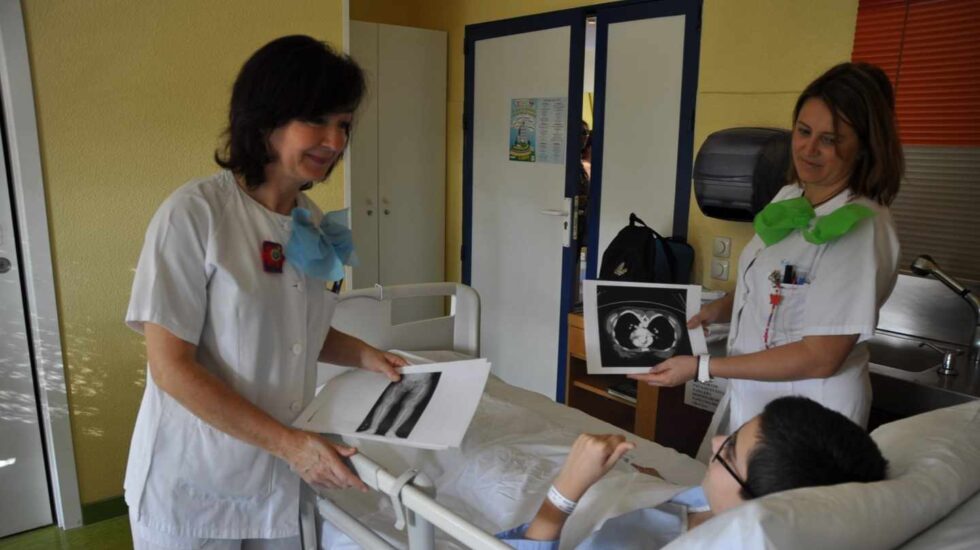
left=321, top=452, right=509, bottom=550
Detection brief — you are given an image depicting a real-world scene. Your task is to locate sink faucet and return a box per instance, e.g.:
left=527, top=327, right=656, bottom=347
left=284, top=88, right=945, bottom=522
left=911, top=255, right=980, bottom=368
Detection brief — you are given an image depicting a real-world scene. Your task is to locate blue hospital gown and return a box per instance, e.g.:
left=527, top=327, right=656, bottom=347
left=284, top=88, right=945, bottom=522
left=496, top=486, right=708, bottom=549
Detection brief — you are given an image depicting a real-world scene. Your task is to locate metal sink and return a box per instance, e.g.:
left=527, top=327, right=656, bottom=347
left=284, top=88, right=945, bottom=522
left=865, top=331, right=979, bottom=426
left=870, top=370, right=976, bottom=425
left=867, top=331, right=957, bottom=374
left=861, top=276, right=980, bottom=426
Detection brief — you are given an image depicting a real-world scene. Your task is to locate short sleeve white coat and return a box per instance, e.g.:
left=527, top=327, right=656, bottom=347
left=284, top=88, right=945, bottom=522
left=124, top=171, right=338, bottom=538
left=726, top=184, right=900, bottom=430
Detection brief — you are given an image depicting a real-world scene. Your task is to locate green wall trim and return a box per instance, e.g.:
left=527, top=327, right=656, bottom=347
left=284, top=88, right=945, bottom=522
left=81, top=496, right=127, bottom=525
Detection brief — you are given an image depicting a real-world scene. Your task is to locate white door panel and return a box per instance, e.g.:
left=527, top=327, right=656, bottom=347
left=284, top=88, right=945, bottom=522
left=596, top=15, right=685, bottom=255
left=0, top=112, right=52, bottom=536
left=378, top=24, right=446, bottom=324
left=351, top=22, right=446, bottom=325
left=472, top=27, right=571, bottom=399
left=350, top=21, right=381, bottom=289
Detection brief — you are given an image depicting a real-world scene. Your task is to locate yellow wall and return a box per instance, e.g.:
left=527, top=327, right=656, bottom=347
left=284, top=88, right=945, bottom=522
left=22, top=0, right=345, bottom=505
left=689, top=0, right=858, bottom=290
left=353, top=0, right=858, bottom=290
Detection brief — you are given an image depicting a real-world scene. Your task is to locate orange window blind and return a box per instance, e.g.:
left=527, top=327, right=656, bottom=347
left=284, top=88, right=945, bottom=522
left=853, top=0, right=980, bottom=282
left=853, top=0, right=980, bottom=146
left=852, top=0, right=905, bottom=83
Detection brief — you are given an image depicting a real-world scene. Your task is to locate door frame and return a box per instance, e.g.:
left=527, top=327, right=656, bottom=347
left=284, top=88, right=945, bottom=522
left=463, top=7, right=586, bottom=401
left=0, top=0, right=82, bottom=529
left=585, top=0, right=702, bottom=277
left=462, top=0, right=703, bottom=401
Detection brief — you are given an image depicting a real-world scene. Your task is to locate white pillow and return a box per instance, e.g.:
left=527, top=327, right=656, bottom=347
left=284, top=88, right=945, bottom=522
left=664, top=400, right=980, bottom=550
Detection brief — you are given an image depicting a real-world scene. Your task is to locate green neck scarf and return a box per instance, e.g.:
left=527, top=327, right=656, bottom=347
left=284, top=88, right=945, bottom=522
left=753, top=196, right=875, bottom=247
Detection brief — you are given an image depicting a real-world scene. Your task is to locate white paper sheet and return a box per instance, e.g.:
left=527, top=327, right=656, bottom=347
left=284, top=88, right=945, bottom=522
left=584, top=280, right=707, bottom=374
left=294, top=358, right=491, bottom=449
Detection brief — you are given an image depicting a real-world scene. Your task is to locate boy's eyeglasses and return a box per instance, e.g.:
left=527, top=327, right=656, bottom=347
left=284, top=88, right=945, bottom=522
left=713, top=430, right=755, bottom=499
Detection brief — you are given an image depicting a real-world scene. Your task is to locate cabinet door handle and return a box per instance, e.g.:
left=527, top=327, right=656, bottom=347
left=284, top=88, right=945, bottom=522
left=384, top=209, right=391, bottom=215
left=366, top=209, right=373, bottom=216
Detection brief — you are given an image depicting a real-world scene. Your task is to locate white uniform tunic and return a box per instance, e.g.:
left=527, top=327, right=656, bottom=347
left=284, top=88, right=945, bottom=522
left=125, top=170, right=337, bottom=539
left=726, top=184, right=899, bottom=430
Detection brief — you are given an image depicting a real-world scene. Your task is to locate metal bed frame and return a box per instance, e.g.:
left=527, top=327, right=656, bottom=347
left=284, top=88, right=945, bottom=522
left=316, top=283, right=509, bottom=549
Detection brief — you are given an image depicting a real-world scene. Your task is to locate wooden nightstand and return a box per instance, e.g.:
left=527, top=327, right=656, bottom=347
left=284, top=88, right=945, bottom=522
left=565, top=312, right=659, bottom=439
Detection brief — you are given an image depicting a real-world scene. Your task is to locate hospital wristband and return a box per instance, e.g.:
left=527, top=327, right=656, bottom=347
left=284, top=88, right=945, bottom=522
left=547, top=485, right=578, bottom=515
left=697, top=355, right=712, bottom=383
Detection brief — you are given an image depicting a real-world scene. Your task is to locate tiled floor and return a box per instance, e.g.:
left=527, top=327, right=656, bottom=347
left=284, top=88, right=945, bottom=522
left=0, top=516, right=131, bottom=550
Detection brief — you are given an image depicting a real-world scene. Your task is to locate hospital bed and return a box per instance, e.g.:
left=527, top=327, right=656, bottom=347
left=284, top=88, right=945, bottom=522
left=316, top=283, right=980, bottom=550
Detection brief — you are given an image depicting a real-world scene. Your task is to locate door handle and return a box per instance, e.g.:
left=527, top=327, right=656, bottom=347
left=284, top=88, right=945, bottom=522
left=539, top=198, right=573, bottom=247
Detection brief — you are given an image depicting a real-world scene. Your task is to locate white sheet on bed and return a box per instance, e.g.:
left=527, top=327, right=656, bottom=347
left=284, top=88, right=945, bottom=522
left=319, top=369, right=706, bottom=550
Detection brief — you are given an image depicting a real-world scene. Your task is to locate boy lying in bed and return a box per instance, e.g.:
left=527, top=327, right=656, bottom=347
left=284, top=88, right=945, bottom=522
left=497, top=396, right=887, bottom=549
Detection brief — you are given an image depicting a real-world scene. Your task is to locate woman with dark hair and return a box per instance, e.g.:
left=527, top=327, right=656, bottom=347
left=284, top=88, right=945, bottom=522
left=631, top=62, right=903, bottom=433
left=125, top=35, right=405, bottom=547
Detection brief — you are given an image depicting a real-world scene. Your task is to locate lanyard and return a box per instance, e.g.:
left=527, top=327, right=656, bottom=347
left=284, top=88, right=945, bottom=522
left=762, top=270, right=783, bottom=349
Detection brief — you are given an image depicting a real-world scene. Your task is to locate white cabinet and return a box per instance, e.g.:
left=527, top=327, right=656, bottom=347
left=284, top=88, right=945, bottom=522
left=350, top=22, right=446, bottom=322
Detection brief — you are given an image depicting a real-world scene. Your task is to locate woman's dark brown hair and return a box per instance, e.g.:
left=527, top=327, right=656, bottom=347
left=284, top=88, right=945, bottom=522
left=788, top=62, right=904, bottom=205
left=215, top=35, right=366, bottom=189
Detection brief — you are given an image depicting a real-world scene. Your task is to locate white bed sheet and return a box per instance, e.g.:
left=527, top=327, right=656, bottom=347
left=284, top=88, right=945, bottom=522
left=319, top=374, right=706, bottom=549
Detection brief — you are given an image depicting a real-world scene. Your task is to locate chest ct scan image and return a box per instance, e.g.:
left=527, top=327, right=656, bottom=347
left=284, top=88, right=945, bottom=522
left=606, top=308, right=683, bottom=359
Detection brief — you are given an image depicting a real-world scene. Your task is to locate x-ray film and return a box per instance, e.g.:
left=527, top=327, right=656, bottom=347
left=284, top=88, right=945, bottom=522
left=584, top=280, right=708, bottom=374
left=356, top=372, right=442, bottom=439
left=294, top=358, right=491, bottom=449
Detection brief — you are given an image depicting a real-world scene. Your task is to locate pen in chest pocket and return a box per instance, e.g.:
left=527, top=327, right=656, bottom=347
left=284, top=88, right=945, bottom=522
left=782, top=264, right=795, bottom=285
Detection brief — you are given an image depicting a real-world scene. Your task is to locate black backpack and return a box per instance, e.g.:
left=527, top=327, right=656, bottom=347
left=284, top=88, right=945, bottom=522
left=599, top=213, right=694, bottom=284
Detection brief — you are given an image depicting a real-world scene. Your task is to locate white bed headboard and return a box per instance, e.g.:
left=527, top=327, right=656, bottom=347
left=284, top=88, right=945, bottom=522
left=330, top=282, right=480, bottom=358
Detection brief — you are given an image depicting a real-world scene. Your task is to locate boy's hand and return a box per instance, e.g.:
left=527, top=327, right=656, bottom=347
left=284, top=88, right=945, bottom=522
left=552, top=434, right=635, bottom=501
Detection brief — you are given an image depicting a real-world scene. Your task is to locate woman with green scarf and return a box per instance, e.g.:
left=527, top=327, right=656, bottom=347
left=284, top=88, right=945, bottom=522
left=630, top=62, right=903, bottom=435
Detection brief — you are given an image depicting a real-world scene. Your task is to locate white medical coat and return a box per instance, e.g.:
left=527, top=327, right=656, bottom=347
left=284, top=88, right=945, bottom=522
left=125, top=171, right=337, bottom=538
left=726, top=184, right=899, bottom=430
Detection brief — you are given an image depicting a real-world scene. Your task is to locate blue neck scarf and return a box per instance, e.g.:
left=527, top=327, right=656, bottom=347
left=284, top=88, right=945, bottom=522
left=286, top=208, right=357, bottom=281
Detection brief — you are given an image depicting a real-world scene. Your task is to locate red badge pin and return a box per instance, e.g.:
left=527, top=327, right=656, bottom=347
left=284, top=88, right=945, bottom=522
left=262, top=241, right=285, bottom=273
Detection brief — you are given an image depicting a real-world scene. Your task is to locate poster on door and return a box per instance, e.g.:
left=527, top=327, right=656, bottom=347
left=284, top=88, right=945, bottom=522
left=509, top=98, right=537, bottom=162
left=509, top=97, right=567, bottom=164
left=536, top=97, right=567, bottom=164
